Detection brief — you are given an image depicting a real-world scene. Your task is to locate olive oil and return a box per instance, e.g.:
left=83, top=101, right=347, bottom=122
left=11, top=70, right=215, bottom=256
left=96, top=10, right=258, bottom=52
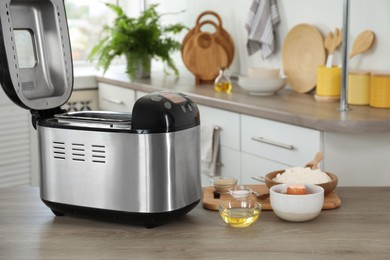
left=214, top=82, right=232, bottom=93
left=214, top=68, right=232, bottom=93
left=220, top=208, right=260, bottom=227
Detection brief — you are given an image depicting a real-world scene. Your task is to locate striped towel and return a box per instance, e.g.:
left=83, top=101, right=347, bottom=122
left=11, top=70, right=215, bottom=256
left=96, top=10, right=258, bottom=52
left=246, top=0, right=280, bottom=59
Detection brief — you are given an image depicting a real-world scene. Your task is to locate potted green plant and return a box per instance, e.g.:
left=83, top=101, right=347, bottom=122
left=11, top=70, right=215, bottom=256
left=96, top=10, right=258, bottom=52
left=88, top=3, right=187, bottom=80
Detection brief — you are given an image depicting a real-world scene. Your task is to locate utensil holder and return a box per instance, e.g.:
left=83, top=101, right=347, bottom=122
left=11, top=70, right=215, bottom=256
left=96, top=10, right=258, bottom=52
left=370, top=72, right=390, bottom=108
left=348, top=71, right=370, bottom=105
left=316, top=66, right=342, bottom=97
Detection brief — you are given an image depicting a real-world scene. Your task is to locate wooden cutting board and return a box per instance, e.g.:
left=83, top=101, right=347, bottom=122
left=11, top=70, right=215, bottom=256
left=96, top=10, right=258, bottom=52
left=181, top=11, right=234, bottom=66
left=282, top=24, right=326, bottom=93
left=182, top=31, right=228, bottom=82
left=202, top=184, right=341, bottom=211
left=181, top=11, right=234, bottom=83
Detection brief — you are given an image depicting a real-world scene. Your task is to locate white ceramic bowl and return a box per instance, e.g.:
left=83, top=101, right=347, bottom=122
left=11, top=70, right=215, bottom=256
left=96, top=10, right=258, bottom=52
left=270, top=184, right=324, bottom=222
left=238, top=76, right=287, bottom=95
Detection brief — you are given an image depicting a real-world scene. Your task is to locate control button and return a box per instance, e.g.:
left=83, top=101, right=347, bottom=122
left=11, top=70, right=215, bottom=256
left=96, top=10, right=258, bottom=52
left=151, top=95, right=162, bottom=102
left=164, top=102, right=172, bottom=109
left=181, top=105, right=186, bottom=113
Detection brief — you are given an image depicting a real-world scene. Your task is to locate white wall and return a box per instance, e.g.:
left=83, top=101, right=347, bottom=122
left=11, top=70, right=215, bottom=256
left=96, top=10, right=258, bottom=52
left=149, top=0, right=390, bottom=76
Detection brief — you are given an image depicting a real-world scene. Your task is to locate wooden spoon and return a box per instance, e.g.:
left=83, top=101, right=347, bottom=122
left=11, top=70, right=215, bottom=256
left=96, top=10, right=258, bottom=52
left=305, top=152, right=324, bottom=170
left=349, top=30, right=375, bottom=59
left=325, top=28, right=342, bottom=67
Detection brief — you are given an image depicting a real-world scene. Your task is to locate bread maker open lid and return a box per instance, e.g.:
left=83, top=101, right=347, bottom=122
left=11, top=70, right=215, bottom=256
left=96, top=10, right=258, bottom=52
left=0, top=0, right=73, bottom=111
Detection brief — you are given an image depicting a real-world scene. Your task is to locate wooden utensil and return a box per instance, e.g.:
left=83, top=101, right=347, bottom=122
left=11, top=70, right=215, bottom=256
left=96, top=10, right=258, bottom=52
left=325, top=28, right=342, bottom=67
left=349, top=30, right=375, bottom=59
left=305, top=151, right=324, bottom=170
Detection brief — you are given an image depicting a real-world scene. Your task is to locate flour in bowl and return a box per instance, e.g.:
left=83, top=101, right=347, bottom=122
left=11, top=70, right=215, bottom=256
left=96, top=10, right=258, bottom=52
left=273, top=167, right=331, bottom=184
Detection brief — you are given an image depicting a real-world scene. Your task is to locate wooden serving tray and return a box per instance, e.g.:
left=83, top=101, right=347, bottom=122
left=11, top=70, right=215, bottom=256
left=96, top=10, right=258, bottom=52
left=202, top=184, right=341, bottom=211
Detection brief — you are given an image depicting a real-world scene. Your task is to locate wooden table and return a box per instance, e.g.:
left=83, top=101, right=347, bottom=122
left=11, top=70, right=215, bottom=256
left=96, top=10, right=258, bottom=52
left=0, top=187, right=389, bottom=259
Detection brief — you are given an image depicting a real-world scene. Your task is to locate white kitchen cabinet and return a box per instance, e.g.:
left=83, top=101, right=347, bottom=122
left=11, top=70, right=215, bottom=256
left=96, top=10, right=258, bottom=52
left=0, top=88, right=38, bottom=187
left=63, top=89, right=99, bottom=111
left=197, top=105, right=241, bottom=185
left=135, top=90, right=149, bottom=100
left=241, top=115, right=323, bottom=166
left=240, top=115, right=323, bottom=184
left=323, top=132, right=390, bottom=186
left=98, top=83, right=135, bottom=112
left=241, top=152, right=290, bottom=185
left=197, top=105, right=240, bottom=150
left=200, top=146, right=241, bottom=187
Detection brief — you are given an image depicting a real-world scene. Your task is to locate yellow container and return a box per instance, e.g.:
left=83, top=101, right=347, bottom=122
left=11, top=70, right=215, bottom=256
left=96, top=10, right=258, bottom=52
left=316, top=66, right=341, bottom=97
left=348, top=71, right=370, bottom=105
left=370, top=72, right=390, bottom=108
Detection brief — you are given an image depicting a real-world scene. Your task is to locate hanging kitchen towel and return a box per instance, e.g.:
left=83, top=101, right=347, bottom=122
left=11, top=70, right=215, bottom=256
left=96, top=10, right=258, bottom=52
left=246, top=0, right=280, bottom=59
left=201, top=121, right=221, bottom=177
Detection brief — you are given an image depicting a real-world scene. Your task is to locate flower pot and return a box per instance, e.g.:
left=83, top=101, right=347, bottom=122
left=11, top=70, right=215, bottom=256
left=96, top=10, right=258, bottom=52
left=126, top=55, right=151, bottom=80
left=134, top=59, right=151, bottom=79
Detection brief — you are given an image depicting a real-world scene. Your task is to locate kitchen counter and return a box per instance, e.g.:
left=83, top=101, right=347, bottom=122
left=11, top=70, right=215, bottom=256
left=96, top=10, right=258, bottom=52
left=96, top=72, right=390, bottom=134
left=1, top=186, right=389, bottom=259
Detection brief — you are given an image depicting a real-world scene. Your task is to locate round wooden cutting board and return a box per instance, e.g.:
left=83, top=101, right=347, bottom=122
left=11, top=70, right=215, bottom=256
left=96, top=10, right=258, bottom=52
left=282, top=24, right=326, bottom=93
left=181, top=11, right=234, bottom=83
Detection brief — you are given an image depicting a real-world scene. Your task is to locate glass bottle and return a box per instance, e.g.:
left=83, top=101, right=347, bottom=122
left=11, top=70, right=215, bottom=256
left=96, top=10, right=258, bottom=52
left=214, top=68, right=232, bottom=94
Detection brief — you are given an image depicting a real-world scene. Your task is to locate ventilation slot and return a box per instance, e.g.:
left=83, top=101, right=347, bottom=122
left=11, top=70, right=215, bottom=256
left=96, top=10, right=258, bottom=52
left=71, top=143, right=85, bottom=162
left=92, top=144, right=106, bottom=163
left=53, top=141, right=65, bottom=160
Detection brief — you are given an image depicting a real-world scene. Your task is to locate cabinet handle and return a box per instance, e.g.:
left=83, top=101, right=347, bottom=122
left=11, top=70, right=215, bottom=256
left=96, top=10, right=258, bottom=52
left=102, top=97, right=125, bottom=105
left=251, top=136, right=294, bottom=150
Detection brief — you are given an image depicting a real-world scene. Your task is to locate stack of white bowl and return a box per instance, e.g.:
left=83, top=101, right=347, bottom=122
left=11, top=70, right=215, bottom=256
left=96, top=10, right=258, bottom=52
left=238, top=68, right=287, bottom=96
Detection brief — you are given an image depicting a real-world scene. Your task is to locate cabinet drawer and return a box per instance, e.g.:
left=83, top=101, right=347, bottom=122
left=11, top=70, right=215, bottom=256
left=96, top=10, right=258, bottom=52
left=201, top=147, right=241, bottom=187
left=241, top=152, right=290, bottom=185
left=198, top=105, right=240, bottom=150
left=98, top=83, right=135, bottom=112
left=241, top=115, right=322, bottom=166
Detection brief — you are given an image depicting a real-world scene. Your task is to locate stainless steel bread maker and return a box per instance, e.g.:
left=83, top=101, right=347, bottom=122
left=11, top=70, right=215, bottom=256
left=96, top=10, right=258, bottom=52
left=0, top=0, right=201, bottom=227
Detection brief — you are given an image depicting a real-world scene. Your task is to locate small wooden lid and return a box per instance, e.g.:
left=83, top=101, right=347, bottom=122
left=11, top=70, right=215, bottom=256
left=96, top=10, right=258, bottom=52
left=314, top=95, right=340, bottom=102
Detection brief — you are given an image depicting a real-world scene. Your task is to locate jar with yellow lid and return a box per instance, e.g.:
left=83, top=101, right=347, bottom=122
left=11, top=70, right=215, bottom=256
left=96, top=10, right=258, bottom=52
left=348, top=70, right=370, bottom=105
left=315, top=66, right=341, bottom=102
left=370, top=72, right=390, bottom=108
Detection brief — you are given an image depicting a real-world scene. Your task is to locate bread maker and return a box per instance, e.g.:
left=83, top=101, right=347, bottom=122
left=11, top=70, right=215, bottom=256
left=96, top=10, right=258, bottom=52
left=0, top=0, right=201, bottom=227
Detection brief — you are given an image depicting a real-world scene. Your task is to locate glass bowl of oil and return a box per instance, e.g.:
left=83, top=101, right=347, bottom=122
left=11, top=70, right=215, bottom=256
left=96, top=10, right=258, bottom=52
left=218, top=199, right=262, bottom=228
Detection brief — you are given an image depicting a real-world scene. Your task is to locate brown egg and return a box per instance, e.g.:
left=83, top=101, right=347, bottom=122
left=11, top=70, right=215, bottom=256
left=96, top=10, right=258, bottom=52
left=287, top=184, right=308, bottom=195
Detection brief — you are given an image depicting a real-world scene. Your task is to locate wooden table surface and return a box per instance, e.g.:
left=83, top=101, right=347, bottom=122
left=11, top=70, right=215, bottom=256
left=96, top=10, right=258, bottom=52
left=0, top=187, right=389, bottom=259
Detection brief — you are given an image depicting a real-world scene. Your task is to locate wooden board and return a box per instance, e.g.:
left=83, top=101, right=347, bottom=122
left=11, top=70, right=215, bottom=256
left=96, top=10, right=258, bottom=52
left=181, top=11, right=234, bottom=66
left=202, top=184, right=341, bottom=211
left=282, top=24, right=326, bottom=93
left=181, top=11, right=234, bottom=83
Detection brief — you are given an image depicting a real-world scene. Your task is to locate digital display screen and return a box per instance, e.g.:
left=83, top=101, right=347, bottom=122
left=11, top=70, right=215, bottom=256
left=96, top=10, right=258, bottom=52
left=160, top=92, right=186, bottom=104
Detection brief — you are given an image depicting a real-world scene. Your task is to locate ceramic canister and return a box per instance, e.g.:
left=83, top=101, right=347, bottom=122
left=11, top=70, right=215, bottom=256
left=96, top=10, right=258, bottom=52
left=370, top=72, right=390, bottom=108
left=316, top=66, right=341, bottom=97
left=348, top=70, right=370, bottom=105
